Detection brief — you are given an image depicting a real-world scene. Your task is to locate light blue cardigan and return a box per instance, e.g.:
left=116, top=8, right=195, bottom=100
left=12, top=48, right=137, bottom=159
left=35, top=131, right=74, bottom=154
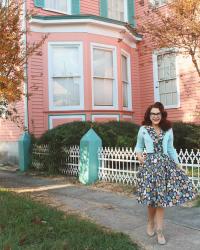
left=134, top=126, right=179, bottom=164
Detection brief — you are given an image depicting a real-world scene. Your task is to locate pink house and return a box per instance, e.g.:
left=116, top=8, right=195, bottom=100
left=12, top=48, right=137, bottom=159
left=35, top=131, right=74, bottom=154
left=0, top=0, right=200, bottom=163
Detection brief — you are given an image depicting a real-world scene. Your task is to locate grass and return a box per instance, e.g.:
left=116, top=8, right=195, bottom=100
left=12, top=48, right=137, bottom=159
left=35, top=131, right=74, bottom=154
left=0, top=190, right=139, bottom=250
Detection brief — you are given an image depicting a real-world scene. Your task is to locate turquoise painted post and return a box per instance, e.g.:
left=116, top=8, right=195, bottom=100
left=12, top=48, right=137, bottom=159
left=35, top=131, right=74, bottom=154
left=18, top=132, right=31, bottom=172
left=79, top=128, right=102, bottom=185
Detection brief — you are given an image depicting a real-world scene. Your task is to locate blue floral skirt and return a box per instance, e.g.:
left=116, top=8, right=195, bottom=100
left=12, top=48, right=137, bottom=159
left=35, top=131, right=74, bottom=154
left=136, top=153, right=197, bottom=207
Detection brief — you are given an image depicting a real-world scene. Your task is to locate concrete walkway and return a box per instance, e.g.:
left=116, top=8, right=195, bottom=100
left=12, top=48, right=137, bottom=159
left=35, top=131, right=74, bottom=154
left=0, top=167, right=200, bottom=250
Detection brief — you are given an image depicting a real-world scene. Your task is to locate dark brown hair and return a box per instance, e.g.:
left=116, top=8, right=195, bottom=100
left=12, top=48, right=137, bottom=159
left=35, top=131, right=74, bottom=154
left=142, top=102, right=172, bottom=131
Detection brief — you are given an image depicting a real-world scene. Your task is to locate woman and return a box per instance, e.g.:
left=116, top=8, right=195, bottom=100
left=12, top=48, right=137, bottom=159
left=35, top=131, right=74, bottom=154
left=135, top=102, right=197, bottom=245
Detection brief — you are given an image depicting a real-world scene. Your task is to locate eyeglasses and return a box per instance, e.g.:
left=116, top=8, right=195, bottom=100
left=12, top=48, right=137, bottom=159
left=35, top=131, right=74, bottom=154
left=150, top=112, right=161, bottom=117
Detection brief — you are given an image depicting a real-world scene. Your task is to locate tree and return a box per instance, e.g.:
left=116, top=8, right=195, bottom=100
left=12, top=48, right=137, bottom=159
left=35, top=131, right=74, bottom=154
left=0, top=0, right=46, bottom=125
left=137, top=0, right=200, bottom=77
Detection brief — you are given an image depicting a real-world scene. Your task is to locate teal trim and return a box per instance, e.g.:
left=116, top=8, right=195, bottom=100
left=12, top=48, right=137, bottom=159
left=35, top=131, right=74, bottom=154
left=18, top=132, right=31, bottom=172
left=79, top=128, right=102, bottom=185
left=127, top=0, right=135, bottom=27
left=34, top=0, right=44, bottom=8
left=32, top=14, right=142, bottom=38
left=100, top=0, right=108, bottom=18
left=71, top=0, right=80, bottom=15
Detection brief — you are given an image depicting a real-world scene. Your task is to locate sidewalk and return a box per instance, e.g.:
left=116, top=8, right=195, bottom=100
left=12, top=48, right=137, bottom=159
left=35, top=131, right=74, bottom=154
left=0, top=166, right=199, bottom=250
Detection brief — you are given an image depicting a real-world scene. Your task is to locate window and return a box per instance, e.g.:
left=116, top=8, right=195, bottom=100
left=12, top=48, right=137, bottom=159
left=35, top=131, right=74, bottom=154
left=108, top=0, right=127, bottom=22
left=121, top=53, right=131, bottom=109
left=92, top=45, right=117, bottom=108
left=154, top=52, right=179, bottom=108
left=45, top=0, right=71, bottom=14
left=149, top=0, right=167, bottom=7
left=0, top=0, right=8, bottom=6
left=49, top=43, right=83, bottom=110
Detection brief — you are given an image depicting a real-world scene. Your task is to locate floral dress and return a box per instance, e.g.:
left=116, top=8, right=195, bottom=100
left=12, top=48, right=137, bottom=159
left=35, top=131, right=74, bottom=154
left=136, top=126, right=197, bottom=207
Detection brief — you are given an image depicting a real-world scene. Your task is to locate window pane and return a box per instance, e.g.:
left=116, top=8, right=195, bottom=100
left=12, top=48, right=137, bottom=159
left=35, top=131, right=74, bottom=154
left=123, top=82, right=128, bottom=107
left=160, top=94, right=166, bottom=106
left=122, top=55, right=128, bottom=82
left=93, top=49, right=113, bottom=78
left=108, top=0, right=125, bottom=21
left=166, top=93, right=172, bottom=106
left=46, top=0, right=67, bottom=12
left=158, top=52, right=178, bottom=106
left=172, top=92, right=178, bottom=105
left=53, top=77, right=80, bottom=106
left=151, top=0, right=167, bottom=6
left=158, top=55, right=164, bottom=81
left=94, top=78, right=113, bottom=106
left=52, top=46, right=79, bottom=77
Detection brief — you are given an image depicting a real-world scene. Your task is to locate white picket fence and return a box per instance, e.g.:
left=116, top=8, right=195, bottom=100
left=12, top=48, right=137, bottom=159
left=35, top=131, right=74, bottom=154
left=32, top=144, right=200, bottom=190
left=98, top=147, right=200, bottom=191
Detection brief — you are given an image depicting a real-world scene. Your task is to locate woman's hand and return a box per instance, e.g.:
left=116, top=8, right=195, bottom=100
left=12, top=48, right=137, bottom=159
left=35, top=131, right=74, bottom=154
left=137, top=153, right=146, bottom=165
left=176, top=163, right=186, bottom=173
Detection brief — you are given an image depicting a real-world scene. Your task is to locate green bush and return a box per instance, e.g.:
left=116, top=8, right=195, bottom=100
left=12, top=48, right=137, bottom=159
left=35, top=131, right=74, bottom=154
left=173, top=121, right=200, bottom=151
left=36, top=121, right=139, bottom=148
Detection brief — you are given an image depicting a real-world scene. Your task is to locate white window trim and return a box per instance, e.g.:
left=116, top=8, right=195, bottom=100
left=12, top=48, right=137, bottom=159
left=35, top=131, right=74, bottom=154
left=108, top=0, right=128, bottom=22
left=91, top=114, right=120, bottom=122
left=48, top=41, right=84, bottom=111
left=91, top=43, right=118, bottom=110
left=149, top=0, right=167, bottom=8
left=44, top=0, right=71, bottom=15
left=121, top=49, right=132, bottom=111
left=49, top=115, right=86, bottom=129
left=153, top=49, right=180, bottom=109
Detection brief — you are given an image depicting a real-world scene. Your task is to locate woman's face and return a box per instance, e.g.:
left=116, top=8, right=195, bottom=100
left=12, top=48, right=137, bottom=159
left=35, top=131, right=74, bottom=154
left=150, top=107, right=162, bottom=126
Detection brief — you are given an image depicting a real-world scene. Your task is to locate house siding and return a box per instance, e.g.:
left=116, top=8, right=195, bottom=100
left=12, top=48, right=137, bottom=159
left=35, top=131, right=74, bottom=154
left=81, top=0, right=99, bottom=15
left=27, top=33, right=46, bottom=138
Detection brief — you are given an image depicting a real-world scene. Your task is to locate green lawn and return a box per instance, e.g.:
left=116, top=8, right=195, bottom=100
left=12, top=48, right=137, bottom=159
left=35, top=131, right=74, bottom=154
left=0, top=190, right=138, bottom=250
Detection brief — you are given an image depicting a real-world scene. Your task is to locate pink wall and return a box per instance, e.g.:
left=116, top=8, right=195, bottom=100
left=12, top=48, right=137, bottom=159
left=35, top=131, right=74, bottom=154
left=81, top=0, right=99, bottom=15
left=0, top=100, right=24, bottom=141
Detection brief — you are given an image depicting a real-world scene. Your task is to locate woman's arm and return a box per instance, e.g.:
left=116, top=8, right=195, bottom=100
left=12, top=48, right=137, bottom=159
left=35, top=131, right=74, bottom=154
left=135, top=127, right=145, bottom=164
left=167, top=128, right=179, bottom=164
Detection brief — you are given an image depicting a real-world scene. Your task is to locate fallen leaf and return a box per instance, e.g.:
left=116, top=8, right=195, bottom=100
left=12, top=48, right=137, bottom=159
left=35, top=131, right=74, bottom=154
left=0, top=224, right=5, bottom=232
left=31, top=216, right=43, bottom=225
left=19, top=236, right=27, bottom=246
left=3, top=245, right=11, bottom=250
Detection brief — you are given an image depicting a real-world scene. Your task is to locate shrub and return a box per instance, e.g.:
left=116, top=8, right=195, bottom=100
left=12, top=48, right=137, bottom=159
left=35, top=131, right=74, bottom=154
left=36, top=121, right=139, bottom=148
left=173, top=121, right=200, bottom=151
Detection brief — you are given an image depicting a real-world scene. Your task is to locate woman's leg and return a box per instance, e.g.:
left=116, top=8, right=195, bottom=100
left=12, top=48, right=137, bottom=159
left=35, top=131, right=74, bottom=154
left=155, top=207, right=164, bottom=230
left=155, top=207, right=166, bottom=244
left=146, top=206, right=156, bottom=236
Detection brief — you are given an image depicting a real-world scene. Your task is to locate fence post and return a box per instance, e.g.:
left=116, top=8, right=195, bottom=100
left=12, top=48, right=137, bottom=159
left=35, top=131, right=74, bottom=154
left=18, top=132, right=31, bottom=171
left=79, top=128, right=102, bottom=184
